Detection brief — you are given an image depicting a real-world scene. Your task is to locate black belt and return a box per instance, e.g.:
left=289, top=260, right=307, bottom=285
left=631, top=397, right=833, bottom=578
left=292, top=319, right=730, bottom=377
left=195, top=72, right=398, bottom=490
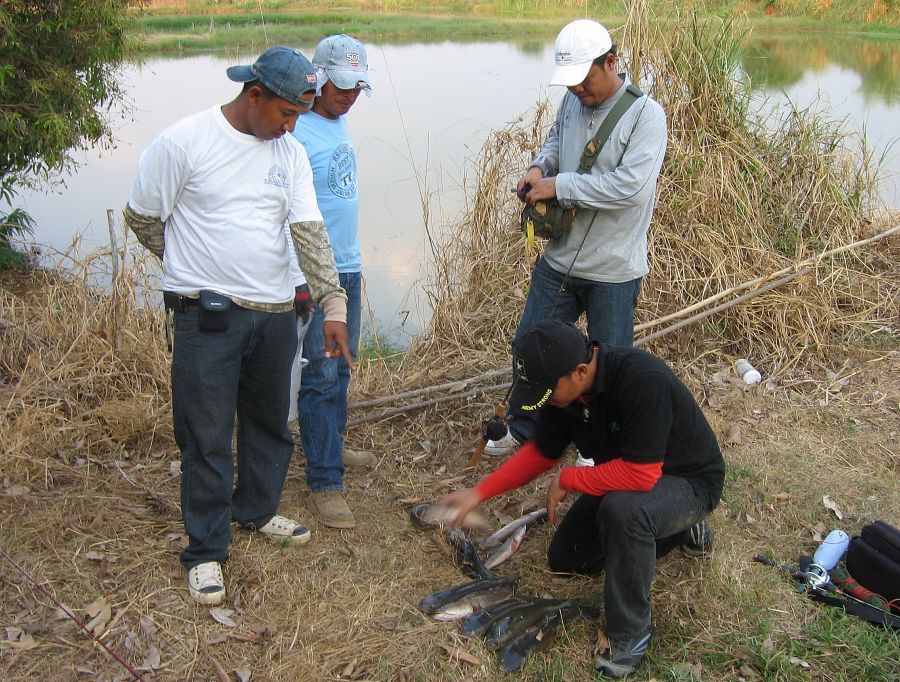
left=162, top=291, right=200, bottom=313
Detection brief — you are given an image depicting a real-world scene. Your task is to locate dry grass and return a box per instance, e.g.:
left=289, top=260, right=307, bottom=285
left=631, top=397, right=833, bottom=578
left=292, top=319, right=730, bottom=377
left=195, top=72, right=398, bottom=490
left=2, top=11, right=899, bottom=682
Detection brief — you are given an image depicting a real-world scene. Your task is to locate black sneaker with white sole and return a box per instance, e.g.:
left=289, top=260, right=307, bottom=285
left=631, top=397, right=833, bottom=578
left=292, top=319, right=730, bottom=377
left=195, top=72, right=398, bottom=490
left=681, top=520, right=714, bottom=558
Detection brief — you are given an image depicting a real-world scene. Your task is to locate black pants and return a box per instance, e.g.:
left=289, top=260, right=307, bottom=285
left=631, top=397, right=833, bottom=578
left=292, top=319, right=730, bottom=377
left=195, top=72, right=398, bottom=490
left=547, top=476, right=713, bottom=646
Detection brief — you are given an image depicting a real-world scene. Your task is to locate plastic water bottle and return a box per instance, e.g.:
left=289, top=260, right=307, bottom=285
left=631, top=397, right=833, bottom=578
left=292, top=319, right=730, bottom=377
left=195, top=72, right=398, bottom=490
left=735, top=359, right=762, bottom=385
left=813, top=529, right=850, bottom=571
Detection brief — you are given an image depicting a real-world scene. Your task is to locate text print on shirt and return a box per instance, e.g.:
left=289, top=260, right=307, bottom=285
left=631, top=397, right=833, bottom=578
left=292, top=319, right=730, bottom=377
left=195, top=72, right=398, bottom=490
left=328, top=143, right=357, bottom=199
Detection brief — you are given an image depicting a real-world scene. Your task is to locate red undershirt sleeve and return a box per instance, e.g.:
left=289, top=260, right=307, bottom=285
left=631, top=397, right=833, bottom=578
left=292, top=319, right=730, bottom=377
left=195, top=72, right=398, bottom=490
left=475, top=441, right=557, bottom=500
left=559, top=458, right=663, bottom=497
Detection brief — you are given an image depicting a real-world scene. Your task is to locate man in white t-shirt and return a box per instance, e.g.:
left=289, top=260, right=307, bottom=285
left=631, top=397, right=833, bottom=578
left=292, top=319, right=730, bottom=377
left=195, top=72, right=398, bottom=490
left=124, top=46, right=352, bottom=605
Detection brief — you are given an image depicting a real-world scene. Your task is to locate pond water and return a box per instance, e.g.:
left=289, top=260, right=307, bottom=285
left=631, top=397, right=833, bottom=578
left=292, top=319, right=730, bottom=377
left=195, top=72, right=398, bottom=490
left=10, top=31, right=899, bottom=344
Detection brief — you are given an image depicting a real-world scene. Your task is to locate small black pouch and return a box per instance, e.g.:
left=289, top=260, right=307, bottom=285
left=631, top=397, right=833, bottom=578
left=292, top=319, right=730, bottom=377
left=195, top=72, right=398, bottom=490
left=846, top=520, right=900, bottom=611
left=198, top=290, right=231, bottom=331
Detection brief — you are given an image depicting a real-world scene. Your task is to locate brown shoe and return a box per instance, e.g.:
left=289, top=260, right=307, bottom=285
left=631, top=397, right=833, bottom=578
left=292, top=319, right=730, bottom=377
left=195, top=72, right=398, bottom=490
left=309, top=491, right=356, bottom=529
left=342, top=448, right=377, bottom=469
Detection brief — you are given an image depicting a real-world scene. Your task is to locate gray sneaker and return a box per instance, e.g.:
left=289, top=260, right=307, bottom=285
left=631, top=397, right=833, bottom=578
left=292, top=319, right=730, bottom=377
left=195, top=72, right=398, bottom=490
left=594, top=629, right=652, bottom=678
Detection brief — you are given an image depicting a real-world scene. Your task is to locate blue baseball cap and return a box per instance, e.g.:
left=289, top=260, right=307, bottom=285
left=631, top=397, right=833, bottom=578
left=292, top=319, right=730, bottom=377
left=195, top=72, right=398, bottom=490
left=226, top=46, right=318, bottom=106
left=313, top=34, right=372, bottom=91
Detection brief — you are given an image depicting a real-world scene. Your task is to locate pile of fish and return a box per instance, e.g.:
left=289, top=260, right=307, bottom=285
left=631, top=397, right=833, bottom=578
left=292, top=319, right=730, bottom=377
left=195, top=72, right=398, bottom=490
left=419, top=582, right=599, bottom=672
left=412, top=504, right=598, bottom=672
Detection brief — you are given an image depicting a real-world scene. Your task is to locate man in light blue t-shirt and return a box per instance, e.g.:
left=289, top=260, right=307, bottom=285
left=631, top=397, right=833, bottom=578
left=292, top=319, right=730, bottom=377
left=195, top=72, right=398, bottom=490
left=292, top=34, right=374, bottom=529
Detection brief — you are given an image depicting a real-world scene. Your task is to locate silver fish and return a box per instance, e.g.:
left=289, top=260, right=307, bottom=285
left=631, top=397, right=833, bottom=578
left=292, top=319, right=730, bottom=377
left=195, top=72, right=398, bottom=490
left=479, top=508, right=548, bottom=551
left=483, top=524, right=527, bottom=570
left=431, top=584, right=516, bottom=621
left=419, top=576, right=517, bottom=615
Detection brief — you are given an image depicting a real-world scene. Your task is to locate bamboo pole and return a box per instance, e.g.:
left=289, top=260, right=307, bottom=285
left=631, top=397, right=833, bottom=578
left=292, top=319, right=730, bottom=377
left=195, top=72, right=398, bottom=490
left=635, top=224, right=899, bottom=333
left=347, top=225, right=898, bottom=427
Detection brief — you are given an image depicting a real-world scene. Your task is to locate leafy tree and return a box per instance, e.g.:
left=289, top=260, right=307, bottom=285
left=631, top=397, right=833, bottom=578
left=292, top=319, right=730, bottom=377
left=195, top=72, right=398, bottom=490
left=0, top=0, right=133, bottom=205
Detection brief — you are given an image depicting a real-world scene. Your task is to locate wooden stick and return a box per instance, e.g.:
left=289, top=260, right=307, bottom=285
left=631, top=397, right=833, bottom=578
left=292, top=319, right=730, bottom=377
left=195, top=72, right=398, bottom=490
left=346, top=383, right=509, bottom=427
left=350, top=367, right=507, bottom=410
left=106, top=209, right=121, bottom=351
left=466, top=403, right=505, bottom=470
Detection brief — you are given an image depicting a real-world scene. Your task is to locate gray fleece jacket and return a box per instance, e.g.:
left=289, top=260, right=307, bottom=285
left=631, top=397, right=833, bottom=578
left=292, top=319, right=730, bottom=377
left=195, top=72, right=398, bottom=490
left=531, top=75, right=667, bottom=283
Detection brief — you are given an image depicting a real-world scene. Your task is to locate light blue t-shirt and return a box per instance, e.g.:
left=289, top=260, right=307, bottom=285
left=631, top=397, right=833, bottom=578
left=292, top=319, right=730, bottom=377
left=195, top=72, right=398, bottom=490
left=292, top=112, right=361, bottom=273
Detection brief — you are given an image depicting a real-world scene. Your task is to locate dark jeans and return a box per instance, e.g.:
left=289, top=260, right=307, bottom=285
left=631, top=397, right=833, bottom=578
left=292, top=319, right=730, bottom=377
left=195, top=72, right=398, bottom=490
left=172, top=304, right=297, bottom=568
left=508, top=256, right=641, bottom=442
left=297, top=271, right=361, bottom=492
left=547, top=476, right=711, bottom=645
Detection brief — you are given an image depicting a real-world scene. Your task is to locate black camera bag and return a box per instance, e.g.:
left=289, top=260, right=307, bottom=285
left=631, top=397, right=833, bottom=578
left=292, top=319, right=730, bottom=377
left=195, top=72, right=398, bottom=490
left=846, top=520, right=900, bottom=612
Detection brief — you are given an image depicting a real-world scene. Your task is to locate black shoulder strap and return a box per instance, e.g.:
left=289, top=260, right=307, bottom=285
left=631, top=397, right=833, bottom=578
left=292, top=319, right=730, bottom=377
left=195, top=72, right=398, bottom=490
left=578, top=83, right=644, bottom=173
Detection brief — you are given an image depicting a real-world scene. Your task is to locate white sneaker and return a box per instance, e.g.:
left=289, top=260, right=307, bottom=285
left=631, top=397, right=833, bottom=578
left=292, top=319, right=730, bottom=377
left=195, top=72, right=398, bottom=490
left=574, top=450, right=594, bottom=467
left=484, top=429, right=521, bottom=457
left=258, top=515, right=312, bottom=545
left=188, top=561, right=225, bottom=605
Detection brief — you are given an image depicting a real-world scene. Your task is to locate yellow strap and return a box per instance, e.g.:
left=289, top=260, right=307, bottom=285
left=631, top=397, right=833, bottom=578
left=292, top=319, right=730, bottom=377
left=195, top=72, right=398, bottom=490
left=526, top=219, right=535, bottom=249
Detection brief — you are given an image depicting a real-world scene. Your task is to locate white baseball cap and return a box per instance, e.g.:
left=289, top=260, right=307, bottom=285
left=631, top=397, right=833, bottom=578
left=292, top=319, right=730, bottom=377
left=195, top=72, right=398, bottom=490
left=549, top=19, right=613, bottom=87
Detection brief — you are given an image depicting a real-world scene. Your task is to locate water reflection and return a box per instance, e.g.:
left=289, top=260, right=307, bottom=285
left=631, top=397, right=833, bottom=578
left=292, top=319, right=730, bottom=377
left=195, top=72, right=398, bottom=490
left=742, top=33, right=900, bottom=103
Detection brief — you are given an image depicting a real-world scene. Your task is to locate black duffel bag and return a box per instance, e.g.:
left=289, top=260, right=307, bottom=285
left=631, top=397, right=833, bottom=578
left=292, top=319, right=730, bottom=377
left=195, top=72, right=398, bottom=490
left=846, top=520, right=900, bottom=613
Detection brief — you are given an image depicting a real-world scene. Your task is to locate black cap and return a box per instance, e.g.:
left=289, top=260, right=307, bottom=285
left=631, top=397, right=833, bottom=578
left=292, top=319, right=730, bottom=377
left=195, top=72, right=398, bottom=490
left=509, top=321, right=591, bottom=412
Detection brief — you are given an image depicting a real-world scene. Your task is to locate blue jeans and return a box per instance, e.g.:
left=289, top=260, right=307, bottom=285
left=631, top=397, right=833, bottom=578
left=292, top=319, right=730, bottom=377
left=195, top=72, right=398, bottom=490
left=508, top=256, right=641, bottom=442
left=547, top=475, right=713, bottom=646
left=172, top=304, right=297, bottom=569
left=297, top=271, right=361, bottom=492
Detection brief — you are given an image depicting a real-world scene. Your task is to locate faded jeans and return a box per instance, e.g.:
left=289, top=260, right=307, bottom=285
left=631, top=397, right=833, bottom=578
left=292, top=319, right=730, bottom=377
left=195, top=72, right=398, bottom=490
left=546, top=475, right=713, bottom=646
left=508, top=256, right=641, bottom=442
left=297, top=271, right=361, bottom=492
left=172, top=304, right=297, bottom=569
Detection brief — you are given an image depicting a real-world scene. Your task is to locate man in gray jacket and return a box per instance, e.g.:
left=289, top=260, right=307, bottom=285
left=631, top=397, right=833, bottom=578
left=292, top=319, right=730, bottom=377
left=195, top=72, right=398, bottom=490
left=487, top=18, right=668, bottom=457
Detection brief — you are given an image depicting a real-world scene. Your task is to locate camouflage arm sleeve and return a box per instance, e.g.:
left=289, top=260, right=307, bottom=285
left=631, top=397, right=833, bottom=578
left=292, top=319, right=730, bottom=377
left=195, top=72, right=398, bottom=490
left=288, top=219, right=348, bottom=320
left=123, top=204, right=165, bottom=259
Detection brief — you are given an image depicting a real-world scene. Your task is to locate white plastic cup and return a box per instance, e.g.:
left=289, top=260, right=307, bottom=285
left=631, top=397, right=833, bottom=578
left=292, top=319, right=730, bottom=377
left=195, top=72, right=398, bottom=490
left=735, top=359, right=762, bottom=385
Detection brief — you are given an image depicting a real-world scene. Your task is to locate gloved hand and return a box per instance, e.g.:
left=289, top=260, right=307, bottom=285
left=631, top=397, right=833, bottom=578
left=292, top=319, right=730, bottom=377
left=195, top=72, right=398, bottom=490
left=294, top=284, right=313, bottom=323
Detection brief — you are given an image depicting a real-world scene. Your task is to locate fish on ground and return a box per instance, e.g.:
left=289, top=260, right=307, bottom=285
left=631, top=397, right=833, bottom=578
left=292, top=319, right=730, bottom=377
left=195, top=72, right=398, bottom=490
left=499, top=610, right=566, bottom=672
left=479, top=508, right=548, bottom=551
left=419, top=576, right=518, bottom=619
left=446, top=527, right=500, bottom=580
left=485, top=600, right=596, bottom=651
left=410, top=503, right=490, bottom=531
left=458, top=598, right=525, bottom=637
left=483, top=524, right=527, bottom=570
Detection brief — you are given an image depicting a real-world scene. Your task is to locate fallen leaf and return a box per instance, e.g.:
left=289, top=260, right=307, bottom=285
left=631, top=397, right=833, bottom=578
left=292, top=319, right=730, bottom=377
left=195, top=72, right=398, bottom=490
left=139, top=615, right=157, bottom=636
left=74, top=665, right=95, bottom=675
left=341, top=658, right=358, bottom=678
left=822, top=496, right=844, bottom=520
left=144, top=644, right=161, bottom=670
left=207, top=632, right=230, bottom=645
left=209, top=655, right=230, bottom=682
left=706, top=393, right=724, bottom=411
left=761, top=637, right=775, bottom=655
left=169, top=460, right=180, bottom=476
left=209, top=608, right=237, bottom=628
left=789, top=656, right=810, bottom=669
left=84, top=596, right=107, bottom=619
left=512, top=286, right=525, bottom=300
left=723, top=424, right=742, bottom=447
left=234, top=665, right=252, bottom=682
left=49, top=605, right=73, bottom=623
left=672, top=661, right=702, bottom=678
left=438, top=643, right=480, bottom=665
left=5, top=484, right=29, bottom=496
left=85, top=605, right=112, bottom=636
left=773, top=493, right=792, bottom=503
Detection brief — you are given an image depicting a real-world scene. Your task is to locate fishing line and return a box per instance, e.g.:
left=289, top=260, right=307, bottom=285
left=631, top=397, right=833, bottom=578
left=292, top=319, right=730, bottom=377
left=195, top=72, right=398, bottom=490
left=0, top=545, right=145, bottom=681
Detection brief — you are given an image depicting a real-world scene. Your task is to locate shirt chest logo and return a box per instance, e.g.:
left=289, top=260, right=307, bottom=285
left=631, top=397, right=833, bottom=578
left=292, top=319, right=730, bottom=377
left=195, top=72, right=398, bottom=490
left=264, top=164, right=289, bottom=189
left=328, top=143, right=357, bottom=199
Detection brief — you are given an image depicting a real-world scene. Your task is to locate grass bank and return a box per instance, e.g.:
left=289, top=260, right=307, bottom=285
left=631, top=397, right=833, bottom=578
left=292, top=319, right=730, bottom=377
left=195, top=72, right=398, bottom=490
left=129, top=0, right=899, bottom=53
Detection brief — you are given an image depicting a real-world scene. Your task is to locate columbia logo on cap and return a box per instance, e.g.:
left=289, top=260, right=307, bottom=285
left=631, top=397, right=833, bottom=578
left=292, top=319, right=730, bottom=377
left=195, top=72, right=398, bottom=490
left=556, top=50, right=573, bottom=65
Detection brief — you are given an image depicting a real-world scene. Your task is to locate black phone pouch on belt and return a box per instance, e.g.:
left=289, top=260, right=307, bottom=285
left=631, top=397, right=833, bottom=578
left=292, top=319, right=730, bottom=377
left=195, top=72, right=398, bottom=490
left=199, top=290, right=231, bottom=331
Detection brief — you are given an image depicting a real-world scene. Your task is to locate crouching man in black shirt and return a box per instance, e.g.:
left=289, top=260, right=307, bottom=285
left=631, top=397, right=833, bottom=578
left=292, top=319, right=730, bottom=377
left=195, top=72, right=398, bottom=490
left=441, top=320, right=724, bottom=678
